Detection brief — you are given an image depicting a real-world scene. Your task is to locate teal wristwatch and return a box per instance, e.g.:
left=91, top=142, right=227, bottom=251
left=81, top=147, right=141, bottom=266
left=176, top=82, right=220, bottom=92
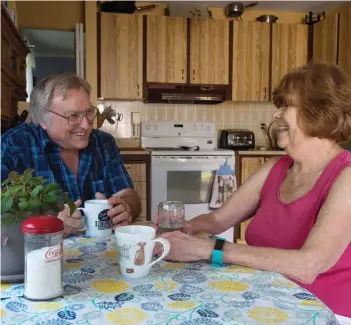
left=211, top=237, right=226, bottom=267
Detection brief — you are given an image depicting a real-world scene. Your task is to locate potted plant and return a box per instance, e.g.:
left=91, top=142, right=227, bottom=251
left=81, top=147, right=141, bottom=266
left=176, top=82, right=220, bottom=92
left=1, top=169, right=75, bottom=282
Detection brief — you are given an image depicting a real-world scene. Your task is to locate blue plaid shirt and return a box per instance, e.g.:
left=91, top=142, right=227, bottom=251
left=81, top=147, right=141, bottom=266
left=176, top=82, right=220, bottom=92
left=1, top=124, right=133, bottom=202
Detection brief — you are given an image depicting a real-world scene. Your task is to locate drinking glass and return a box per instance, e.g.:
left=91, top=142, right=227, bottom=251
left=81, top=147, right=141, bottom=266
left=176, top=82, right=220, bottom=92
left=157, top=201, right=185, bottom=236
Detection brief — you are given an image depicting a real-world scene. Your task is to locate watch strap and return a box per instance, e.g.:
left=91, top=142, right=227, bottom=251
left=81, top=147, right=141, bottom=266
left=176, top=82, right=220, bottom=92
left=211, top=237, right=226, bottom=267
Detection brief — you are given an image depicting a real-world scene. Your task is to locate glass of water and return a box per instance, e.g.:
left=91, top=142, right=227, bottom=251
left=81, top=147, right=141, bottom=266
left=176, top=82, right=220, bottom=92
left=157, top=201, right=185, bottom=236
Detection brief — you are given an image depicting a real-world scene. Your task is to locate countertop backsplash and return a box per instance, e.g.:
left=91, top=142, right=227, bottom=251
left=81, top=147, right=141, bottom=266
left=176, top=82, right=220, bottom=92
left=98, top=100, right=277, bottom=148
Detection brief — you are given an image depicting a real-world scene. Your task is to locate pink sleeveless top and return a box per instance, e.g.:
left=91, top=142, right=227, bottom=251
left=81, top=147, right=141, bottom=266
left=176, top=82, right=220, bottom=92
left=246, top=150, right=351, bottom=317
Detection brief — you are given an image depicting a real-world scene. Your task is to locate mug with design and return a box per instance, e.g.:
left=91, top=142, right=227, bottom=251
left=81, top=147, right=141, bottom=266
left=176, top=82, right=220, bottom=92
left=115, top=225, right=170, bottom=279
left=78, top=199, right=113, bottom=237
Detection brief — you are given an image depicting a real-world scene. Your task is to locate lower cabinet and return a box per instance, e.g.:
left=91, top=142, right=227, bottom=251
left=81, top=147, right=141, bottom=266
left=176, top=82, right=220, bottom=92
left=235, top=154, right=284, bottom=244
left=121, top=154, right=150, bottom=223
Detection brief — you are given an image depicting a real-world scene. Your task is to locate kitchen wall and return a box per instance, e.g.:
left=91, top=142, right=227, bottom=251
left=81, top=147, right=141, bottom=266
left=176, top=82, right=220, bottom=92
left=99, top=100, right=277, bottom=148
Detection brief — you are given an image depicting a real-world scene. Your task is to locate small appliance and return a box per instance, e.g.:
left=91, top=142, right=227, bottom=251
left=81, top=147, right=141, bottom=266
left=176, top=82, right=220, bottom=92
left=218, top=129, right=255, bottom=150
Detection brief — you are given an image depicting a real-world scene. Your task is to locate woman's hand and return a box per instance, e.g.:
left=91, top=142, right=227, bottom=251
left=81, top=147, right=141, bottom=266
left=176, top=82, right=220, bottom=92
left=58, top=199, right=84, bottom=238
left=159, top=231, right=214, bottom=262
left=95, top=192, right=132, bottom=228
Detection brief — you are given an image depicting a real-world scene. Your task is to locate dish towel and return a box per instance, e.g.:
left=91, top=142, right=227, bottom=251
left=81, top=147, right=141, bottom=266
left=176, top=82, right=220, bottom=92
left=209, top=161, right=237, bottom=210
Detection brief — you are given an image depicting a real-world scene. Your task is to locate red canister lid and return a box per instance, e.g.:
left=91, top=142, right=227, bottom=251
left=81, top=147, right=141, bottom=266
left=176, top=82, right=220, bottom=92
left=22, top=216, right=64, bottom=235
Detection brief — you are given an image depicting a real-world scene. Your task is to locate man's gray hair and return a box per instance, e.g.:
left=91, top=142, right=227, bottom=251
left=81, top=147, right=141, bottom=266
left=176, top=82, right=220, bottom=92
left=30, top=73, right=92, bottom=126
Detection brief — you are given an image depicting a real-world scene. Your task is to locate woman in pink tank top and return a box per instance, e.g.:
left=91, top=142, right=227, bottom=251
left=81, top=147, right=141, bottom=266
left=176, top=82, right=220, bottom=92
left=158, top=63, right=351, bottom=320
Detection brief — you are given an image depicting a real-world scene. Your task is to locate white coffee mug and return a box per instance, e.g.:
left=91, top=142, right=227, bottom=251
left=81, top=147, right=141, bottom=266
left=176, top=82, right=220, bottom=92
left=115, top=225, right=170, bottom=279
left=78, top=200, right=113, bottom=237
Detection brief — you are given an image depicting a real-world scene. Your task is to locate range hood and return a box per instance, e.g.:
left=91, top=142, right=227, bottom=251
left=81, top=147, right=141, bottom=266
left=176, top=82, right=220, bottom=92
left=144, top=83, right=230, bottom=104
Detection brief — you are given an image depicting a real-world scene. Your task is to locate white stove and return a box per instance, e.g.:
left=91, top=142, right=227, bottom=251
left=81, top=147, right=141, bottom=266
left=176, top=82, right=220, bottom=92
left=141, top=121, right=235, bottom=242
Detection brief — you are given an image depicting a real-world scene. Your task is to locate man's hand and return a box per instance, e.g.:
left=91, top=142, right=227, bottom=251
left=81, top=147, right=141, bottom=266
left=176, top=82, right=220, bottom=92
left=58, top=199, right=84, bottom=238
left=95, top=192, right=132, bottom=229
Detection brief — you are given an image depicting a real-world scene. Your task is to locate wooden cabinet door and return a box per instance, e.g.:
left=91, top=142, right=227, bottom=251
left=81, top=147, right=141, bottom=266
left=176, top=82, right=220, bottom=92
left=147, top=16, right=187, bottom=83
left=100, top=13, right=143, bottom=99
left=232, top=21, right=270, bottom=101
left=338, top=4, right=351, bottom=74
left=237, top=157, right=265, bottom=244
left=271, top=24, right=308, bottom=90
left=190, top=18, right=229, bottom=85
left=313, top=14, right=338, bottom=64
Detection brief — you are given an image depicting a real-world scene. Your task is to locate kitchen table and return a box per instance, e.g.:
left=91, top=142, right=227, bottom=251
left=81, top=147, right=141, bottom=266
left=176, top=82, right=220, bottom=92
left=1, top=235, right=339, bottom=325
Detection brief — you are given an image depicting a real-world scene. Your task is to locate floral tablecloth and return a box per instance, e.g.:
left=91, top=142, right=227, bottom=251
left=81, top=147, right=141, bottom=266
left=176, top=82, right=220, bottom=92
left=1, top=235, right=338, bottom=325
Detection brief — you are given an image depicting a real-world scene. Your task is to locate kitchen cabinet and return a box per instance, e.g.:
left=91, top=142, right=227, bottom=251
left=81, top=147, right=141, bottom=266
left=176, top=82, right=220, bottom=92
left=232, top=21, right=270, bottom=101
left=235, top=153, right=285, bottom=244
left=190, top=18, right=229, bottom=85
left=271, top=23, right=308, bottom=90
left=1, top=5, right=29, bottom=133
left=121, top=153, right=150, bottom=223
left=146, top=16, right=187, bottom=83
left=338, top=4, right=351, bottom=74
left=313, top=14, right=338, bottom=65
left=100, top=13, right=143, bottom=99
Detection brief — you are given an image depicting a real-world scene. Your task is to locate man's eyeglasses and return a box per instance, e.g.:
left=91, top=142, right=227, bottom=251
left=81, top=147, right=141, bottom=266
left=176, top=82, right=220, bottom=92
left=48, top=106, right=98, bottom=126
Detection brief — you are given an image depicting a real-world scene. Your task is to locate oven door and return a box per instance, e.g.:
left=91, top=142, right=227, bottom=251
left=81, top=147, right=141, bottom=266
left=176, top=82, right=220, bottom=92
left=150, top=155, right=233, bottom=220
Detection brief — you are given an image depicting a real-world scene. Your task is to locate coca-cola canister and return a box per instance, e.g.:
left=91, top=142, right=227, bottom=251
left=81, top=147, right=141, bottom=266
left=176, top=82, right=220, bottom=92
left=22, top=216, right=64, bottom=300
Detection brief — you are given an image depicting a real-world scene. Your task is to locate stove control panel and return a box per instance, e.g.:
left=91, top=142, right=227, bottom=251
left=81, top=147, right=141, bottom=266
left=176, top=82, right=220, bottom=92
left=141, top=121, right=215, bottom=138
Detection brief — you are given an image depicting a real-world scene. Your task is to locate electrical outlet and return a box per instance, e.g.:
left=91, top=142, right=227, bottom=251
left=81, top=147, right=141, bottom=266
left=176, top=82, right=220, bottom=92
left=131, top=112, right=140, bottom=125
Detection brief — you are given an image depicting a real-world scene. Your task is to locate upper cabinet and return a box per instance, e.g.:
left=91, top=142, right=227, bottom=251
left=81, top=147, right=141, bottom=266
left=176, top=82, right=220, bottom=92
left=146, top=16, right=187, bottom=84
left=232, top=21, right=270, bottom=101
left=100, top=13, right=143, bottom=99
left=313, top=14, right=338, bottom=64
left=190, top=18, right=229, bottom=85
left=338, top=4, right=351, bottom=74
left=271, top=23, right=308, bottom=89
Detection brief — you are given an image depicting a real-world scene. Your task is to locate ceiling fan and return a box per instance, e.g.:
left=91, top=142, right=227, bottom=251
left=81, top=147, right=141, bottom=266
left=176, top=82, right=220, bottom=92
left=224, top=2, right=259, bottom=19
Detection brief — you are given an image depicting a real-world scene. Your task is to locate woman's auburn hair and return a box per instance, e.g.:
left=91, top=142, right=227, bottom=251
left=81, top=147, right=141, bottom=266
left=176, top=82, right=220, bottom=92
left=272, top=61, right=351, bottom=143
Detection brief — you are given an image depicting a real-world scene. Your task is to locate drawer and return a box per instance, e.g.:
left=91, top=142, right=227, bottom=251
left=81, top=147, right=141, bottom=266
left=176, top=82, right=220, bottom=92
left=124, top=163, right=146, bottom=182
left=133, top=181, right=147, bottom=200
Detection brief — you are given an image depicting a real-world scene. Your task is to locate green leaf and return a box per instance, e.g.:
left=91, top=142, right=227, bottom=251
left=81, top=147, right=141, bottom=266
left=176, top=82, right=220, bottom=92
left=24, top=168, right=35, bottom=175
left=7, top=185, right=23, bottom=195
left=1, top=179, right=10, bottom=186
left=1, top=197, right=13, bottom=213
left=44, top=183, right=60, bottom=193
left=31, top=185, right=44, bottom=198
left=8, top=171, right=18, bottom=181
left=27, top=199, right=41, bottom=212
left=44, top=191, right=58, bottom=203
left=18, top=201, right=29, bottom=210
left=20, top=174, right=31, bottom=182
left=62, top=193, right=76, bottom=215
left=0, top=215, right=16, bottom=226
left=30, top=176, right=44, bottom=186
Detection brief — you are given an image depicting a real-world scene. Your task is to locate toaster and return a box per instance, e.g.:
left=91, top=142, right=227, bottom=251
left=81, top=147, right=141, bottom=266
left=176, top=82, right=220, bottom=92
left=218, top=129, right=255, bottom=150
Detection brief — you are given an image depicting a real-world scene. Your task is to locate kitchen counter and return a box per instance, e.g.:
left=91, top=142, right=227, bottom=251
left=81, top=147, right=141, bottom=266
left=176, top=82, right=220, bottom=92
left=120, top=148, right=150, bottom=155
left=237, top=150, right=286, bottom=156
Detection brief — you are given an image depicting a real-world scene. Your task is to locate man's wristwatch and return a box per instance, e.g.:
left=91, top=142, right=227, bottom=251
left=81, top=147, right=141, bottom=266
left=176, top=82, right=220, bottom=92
left=211, top=237, right=226, bottom=267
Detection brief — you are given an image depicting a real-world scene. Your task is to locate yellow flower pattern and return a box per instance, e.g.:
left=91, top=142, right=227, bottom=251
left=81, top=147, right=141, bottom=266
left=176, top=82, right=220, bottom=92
left=249, top=307, right=288, bottom=323
left=168, top=301, right=197, bottom=309
left=92, top=280, right=129, bottom=293
left=209, top=280, right=249, bottom=292
left=164, top=263, right=186, bottom=269
left=155, top=280, right=177, bottom=291
left=107, top=308, right=147, bottom=325
left=272, top=280, right=295, bottom=289
left=0, top=308, right=5, bottom=318
left=104, top=250, right=118, bottom=259
left=33, top=302, right=64, bottom=310
left=301, top=300, right=324, bottom=308
left=64, top=249, right=81, bottom=257
left=64, top=262, right=84, bottom=269
left=225, top=265, right=256, bottom=273
left=0, top=284, right=11, bottom=291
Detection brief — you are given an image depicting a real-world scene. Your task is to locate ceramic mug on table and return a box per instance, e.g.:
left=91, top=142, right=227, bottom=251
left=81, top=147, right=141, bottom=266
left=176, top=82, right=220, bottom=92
left=78, top=200, right=113, bottom=237
left=115, top=225, right=170, bottom=279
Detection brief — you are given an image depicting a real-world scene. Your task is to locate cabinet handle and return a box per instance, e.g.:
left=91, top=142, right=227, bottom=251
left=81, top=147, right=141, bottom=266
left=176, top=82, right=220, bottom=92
left=264, top=87, right=267, bottom=99
left=137, top=83, right=140, bottom=97
left=181, top=69, right=184, bottom=80
left=192, top=69, right=195, bottom=81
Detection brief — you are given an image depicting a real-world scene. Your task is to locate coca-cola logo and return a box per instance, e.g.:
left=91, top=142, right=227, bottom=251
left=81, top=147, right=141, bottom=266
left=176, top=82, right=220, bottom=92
left=45, top=247, right=62, bottom=262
